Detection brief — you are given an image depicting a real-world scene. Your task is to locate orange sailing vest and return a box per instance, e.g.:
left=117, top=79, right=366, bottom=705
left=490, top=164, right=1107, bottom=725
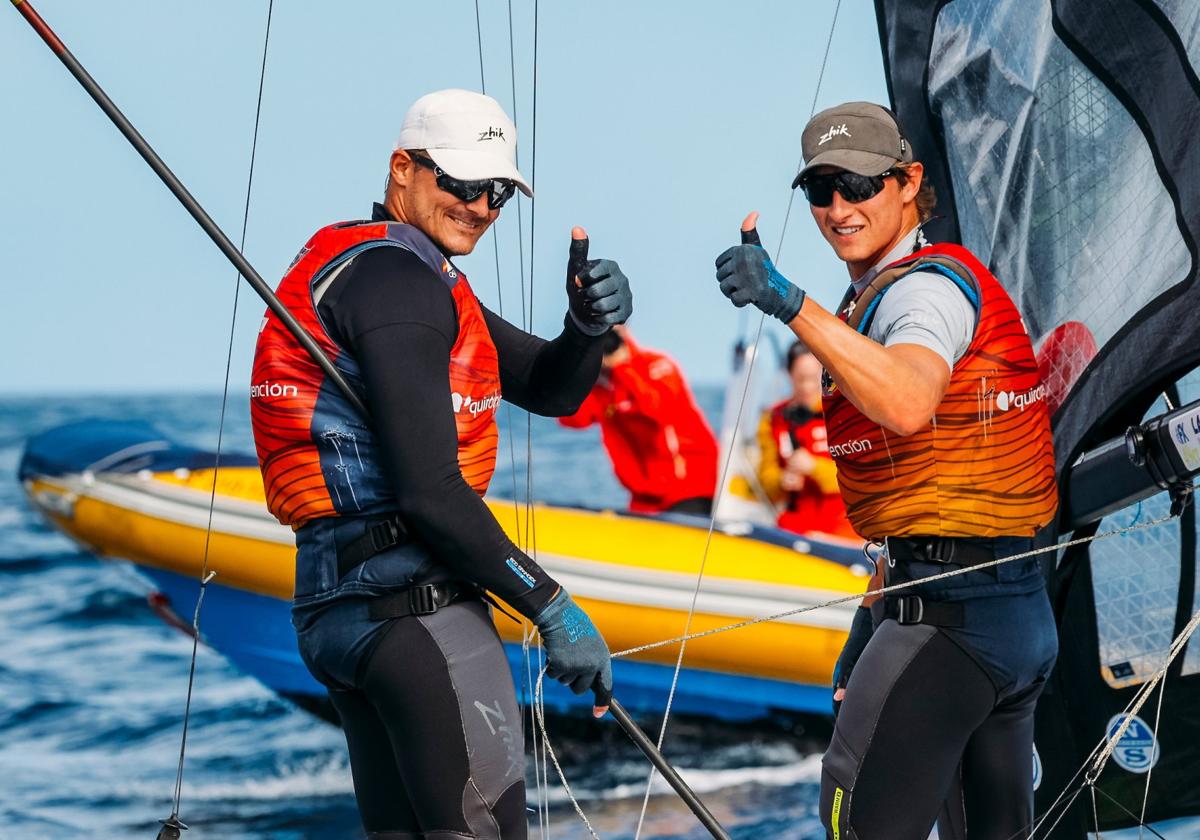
left=822, top=242, right=1058, bottom=539
left=251, top=221, right=500, bottom=528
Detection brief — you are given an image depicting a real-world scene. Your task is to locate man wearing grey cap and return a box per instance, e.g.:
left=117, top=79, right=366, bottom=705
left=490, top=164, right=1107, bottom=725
left=714, top=102, right=1059, bottom=838
left=252, top=89, right=632, bottom=838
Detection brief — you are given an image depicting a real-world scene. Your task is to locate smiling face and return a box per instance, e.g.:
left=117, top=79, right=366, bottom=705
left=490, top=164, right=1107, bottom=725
left=385, top=150, right=498, bottom=255
left=810, top=162, right=924, bottom=278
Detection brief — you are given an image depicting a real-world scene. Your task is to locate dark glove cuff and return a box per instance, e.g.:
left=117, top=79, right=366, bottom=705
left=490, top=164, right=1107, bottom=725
left=775, top=284, right=806, bottom=324
left=567, top=308, right=610, bottom=337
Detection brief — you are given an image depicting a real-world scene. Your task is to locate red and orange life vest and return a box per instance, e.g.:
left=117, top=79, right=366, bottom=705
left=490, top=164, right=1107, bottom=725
left=822, top=242, right=1058, bottom=539
left=767, top=401, right=856, bottom=538
left=250, top=221, right=500, bottom=528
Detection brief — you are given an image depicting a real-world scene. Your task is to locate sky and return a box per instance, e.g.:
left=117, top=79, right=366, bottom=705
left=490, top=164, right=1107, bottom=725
left=2, top=0, right=888, bottom=394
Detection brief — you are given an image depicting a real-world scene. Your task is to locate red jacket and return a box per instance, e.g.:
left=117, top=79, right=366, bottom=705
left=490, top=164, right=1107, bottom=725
left=560, top=336, right=717, bottom=513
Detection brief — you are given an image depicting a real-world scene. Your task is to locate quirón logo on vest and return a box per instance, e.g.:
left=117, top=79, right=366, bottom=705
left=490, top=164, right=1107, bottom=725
left=451, top=391, right=501, bottom=417
left=251, top=381, right=299, bottom=399
left=995, top=384, right=1046, bottom=412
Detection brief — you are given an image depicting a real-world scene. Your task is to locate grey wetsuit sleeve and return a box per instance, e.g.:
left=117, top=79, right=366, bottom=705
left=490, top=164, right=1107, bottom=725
left=866, top=271, right=977, bottom=369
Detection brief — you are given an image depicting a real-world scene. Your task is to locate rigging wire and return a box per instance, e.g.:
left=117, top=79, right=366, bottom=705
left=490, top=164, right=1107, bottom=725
left=523, top=0, right=540, bottom=561
left=161, top=0, right=274, bottom=832
left=1093, top=787, right=1170, bottom=840
left=1138, top=625, right=1172, bottom=837
left=473, top=5, right=551, bottom=833
left=524, top=5, right=554, bottom=834
left=631, top=4, right=844, bottom=834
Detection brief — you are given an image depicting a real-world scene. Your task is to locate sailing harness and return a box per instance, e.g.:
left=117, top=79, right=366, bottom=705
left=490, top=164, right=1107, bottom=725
left=335, top=513, right=407, bottom=581
left=869, top=536, right=1011, bottom=628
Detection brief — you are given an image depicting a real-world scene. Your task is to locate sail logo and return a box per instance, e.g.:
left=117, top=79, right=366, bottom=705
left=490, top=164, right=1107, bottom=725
left=451, top=391, right=501, bottom=418
left=1032, top=744, right=1042, bottom=790
left=829, top=437, right=873, bottom=458
left=1105, top=713, right=1161, bottom=774
left=478, top=126, right=506, bottom=142
left=251, top=381, right=299, bottom=399
left=819, top=123, right=851, bottom=145
left=995, top=384, right=1045, bottom=412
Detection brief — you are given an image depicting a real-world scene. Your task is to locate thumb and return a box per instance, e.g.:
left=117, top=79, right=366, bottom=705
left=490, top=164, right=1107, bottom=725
left=569, top=227, right=590, bottom=288
left=740, top=211, right=762, bottom=246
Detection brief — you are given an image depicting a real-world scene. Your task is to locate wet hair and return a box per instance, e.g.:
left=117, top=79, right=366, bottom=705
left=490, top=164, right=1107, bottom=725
left=785, top=340, right=813, bottom=372
left=892, top=163, right=937, bottom=222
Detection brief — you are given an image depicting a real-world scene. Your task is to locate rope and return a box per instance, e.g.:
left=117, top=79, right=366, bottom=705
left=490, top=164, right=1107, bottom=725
left=1087, top=605, right=1200, bottom=783
left=165, top=0, right=274, bottom=822
left=533, top=668, right=600, bottom=839
left=612, top=510, right=1179, bottom=659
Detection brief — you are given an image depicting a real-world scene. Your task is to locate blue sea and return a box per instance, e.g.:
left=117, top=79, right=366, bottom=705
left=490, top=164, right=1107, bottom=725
left=0, top=394, right=1191, bottom=839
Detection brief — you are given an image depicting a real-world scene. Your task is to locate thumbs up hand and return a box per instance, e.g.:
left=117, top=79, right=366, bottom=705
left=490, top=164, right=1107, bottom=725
left=566, top=226, right=633, bottom=336
left=715, top=212, right=806, bottom=324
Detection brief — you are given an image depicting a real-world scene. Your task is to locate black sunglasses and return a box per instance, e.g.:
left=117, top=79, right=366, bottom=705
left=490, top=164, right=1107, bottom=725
left=794, top=170, right=896, bottom=207
left=409, top=153, right=517, bottom=210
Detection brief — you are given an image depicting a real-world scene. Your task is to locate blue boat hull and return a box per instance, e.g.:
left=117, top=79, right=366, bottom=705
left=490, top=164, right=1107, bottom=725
left=139, top=564, right=832, bottom=723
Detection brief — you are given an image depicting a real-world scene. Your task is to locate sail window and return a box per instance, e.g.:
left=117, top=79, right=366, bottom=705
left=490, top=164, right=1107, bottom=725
left=928, top=0, right=1191, bottom=410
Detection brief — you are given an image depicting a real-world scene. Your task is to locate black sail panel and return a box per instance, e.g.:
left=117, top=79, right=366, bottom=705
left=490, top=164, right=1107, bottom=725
left=874, top=0, right=1200, bottom=833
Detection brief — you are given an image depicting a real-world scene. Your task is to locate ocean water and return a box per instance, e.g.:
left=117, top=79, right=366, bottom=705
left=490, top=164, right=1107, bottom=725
left=0, top=394, right=1191, bottom=839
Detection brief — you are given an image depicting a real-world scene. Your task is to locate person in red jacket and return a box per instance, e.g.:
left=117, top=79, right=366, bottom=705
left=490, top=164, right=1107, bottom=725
left=559, top=327, right=718, bottom=515
left=757, top=341, right=856, bottom=539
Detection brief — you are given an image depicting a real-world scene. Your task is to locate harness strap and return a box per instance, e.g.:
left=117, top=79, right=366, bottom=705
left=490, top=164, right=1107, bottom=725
left=872, top=594, right=965, bottom=628
left=336, top=514, right=408, bottom=580
left=367, top=581, right=474, bottom=620
left=884, top=535, right=998, bottom=568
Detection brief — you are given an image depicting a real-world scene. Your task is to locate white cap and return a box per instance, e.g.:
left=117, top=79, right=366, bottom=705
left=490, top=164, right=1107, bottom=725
left=395, top=89, right=532, bottom=197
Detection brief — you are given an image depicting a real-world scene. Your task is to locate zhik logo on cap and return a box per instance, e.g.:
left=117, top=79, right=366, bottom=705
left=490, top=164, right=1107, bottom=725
left=819, top=124, right=851, bottom=145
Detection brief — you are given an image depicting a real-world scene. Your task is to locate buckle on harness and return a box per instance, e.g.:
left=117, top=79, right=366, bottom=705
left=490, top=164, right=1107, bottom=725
left=369, top=518, right=402, bottom=553
left=408, top=584, right=439, bottom=616
left=895, top=594, right=924, bottom=625
left=925, top=540, right=954, bottom=564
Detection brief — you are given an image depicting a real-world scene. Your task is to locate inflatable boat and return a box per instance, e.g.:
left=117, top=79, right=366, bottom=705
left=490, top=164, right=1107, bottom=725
left=20, top=420, right=870, bottom=722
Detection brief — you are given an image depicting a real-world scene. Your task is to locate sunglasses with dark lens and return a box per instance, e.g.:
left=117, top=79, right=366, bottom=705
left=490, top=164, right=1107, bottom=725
left=795, top=169, right=895, bottom=207
left=409, top=153, right=517, bottom=210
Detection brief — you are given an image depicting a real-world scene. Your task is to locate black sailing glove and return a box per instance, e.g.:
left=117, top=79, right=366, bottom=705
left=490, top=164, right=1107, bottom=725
left=565, top=231, right=633, bottom=335
left=714, top=220, right=806, bottom=324
left=534, top=588, right=613, bottom=715
left=832, top=606, right=875, bottom=717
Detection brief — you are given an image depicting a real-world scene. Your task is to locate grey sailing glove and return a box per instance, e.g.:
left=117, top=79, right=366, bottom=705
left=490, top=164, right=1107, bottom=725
left=832, top=606, right=874, bottom=717
left=566, top=231, right=633, bottom=335
left=535, top=588, right=613, bottom=714
left=714, top=221, right=805, bottom=324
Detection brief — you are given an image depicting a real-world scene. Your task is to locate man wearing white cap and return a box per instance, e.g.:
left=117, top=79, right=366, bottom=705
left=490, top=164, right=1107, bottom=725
left=713, top=102, right=1058, bottom=839
left=251, top=89, right=632, bottom=838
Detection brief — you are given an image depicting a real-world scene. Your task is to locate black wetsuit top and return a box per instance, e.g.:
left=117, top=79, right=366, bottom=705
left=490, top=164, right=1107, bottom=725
left=315, top=203, right=604, bottom=619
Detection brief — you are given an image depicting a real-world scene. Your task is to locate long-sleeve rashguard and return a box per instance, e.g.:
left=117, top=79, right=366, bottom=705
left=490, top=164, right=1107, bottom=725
left=316, top=210, right=605, bottom=617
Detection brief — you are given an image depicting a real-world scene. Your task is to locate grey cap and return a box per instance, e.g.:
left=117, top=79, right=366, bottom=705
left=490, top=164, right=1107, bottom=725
left=793, top=101, right=912, bottom=186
